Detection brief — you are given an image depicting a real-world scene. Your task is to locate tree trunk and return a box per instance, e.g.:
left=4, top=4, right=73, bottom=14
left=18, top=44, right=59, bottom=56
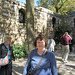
left=26, top=0, right=35, bottom=53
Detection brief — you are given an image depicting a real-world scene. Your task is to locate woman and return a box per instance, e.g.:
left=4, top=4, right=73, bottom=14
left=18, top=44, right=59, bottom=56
left=23, top=33, right=58, bottom=75
left=0, top=36, right=15, bottom=75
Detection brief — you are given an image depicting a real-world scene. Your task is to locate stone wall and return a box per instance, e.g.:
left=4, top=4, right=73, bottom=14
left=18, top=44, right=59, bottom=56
left=0, top=0, right=54, bottom=45
left=34, top=7, right=54, bottom=37
left=0, top=0, right=75, bottom=45
left=0, top=0, right=26, bottom=45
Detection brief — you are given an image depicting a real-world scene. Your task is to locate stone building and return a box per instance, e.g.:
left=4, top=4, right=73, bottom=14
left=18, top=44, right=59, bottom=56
left=0, top=0, right=75, bottom=45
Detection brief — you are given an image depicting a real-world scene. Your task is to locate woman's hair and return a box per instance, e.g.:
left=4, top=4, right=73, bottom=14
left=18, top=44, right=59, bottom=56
left=47, top=35, right=52, bottom=39
left=34, top=33, right=48, bottom=47
left=4, top=36, right=11, bottom=42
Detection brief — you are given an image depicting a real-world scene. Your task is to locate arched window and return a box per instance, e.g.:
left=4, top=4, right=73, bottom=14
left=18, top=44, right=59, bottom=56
left=19, top=9, right=25, bottom=23
left=52, top=17, right=56, bottom=28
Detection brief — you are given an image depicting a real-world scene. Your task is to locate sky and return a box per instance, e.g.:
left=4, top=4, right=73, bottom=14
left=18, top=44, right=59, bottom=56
left=16, top=0, right=39, bottom=6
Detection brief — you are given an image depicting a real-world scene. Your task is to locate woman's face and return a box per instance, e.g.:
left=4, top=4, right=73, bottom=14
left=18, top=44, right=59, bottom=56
left=36, top=39, right=45, bottom=49
left=5, top=40, right=11, bottom=45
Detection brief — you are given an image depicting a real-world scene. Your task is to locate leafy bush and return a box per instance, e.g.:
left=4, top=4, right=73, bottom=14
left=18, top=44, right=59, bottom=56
left=12, top=44, right=29, bottom=58
left=54, top=22, right=73, bottom=44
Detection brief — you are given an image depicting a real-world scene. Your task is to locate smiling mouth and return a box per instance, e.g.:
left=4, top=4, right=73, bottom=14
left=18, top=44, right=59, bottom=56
left=39, top=46, right=42, bottom=47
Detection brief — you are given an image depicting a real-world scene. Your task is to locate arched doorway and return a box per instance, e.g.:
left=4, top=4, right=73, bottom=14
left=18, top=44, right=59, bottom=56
left=52, top=17, right=56, bottom=28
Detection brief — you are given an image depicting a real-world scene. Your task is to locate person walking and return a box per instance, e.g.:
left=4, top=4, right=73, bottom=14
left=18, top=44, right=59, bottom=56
left=23, top=33, right=58, bottom=75
left=47, top=35, right=56, bottom=52
left=61, top=32, right=72, bottom=63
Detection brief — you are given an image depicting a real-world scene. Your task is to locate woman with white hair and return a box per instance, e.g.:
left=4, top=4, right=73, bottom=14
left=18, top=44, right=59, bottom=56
left=0, top=36, right=15, bottom=75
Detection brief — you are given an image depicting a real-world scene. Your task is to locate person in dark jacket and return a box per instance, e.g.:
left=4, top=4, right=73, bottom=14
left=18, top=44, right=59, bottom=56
left=0, top=36, right=15, bottom=75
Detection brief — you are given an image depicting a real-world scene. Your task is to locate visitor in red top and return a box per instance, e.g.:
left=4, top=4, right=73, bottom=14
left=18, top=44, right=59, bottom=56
left=61, top=32, right=72, bottom=63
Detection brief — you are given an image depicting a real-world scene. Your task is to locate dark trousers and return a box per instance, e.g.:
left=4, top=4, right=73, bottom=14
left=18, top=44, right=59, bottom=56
left=0, top=64, right=12, bottom=75
left=69, top=44, right=72, bottom=52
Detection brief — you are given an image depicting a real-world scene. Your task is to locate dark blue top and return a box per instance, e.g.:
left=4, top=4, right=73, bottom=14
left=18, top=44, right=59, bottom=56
left=23, top=48, right=58, bottom=75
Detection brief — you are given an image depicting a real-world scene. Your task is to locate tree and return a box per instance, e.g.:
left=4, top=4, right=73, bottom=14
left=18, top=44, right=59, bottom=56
left=38, top=0, right=75, bottom=15
left=59, top=0, right=75, bottom=15
left=51, top=0, right=68, bottom=13
left=38, top=0, right=68, bottom=13
left=26, top=0, right=35, bottom=53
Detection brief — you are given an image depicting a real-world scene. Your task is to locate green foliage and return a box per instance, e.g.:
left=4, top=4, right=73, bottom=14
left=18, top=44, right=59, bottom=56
left=38, top=0, right=75, bottom=15
left=39, top=0, right=49, bottom=8
left=54, top=22, right=73, bottom=44
left=12, top=44, right=29, bottom=58
left=59, top=0, right=75, bottom=15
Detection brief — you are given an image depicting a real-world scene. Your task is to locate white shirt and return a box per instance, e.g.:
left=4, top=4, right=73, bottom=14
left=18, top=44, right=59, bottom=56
left=47, top=39, right=56, bottom=51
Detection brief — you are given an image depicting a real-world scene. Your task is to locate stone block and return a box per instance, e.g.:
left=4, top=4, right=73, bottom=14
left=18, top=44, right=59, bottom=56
left=2, top=13, right=9, bottom=17
left=4, top=1, right=10, bottom=4
left=3, top=9, right=10, bottom=12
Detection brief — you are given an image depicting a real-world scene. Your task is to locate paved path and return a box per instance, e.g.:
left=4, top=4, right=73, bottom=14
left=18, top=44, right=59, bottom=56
left=12, top=50, right=75, bottom=75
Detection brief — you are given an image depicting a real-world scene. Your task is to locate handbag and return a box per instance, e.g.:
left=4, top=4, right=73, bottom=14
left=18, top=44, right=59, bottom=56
left=0, top=56, right=9, bottom=66
left=26, top=51, right=48, bottom=75
left=0, top=52, right=11, bottom=66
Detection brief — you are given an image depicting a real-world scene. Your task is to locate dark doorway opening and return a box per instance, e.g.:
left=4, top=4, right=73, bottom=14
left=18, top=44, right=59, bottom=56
left=19, top=9, right=25, bottom=23
left=52, top=17, right=56, bottom=28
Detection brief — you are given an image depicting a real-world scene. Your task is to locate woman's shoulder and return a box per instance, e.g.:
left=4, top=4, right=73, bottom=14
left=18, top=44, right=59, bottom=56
left=47, top=51, right=56, bottom=61
left=0, top=43, right=4, bottom=47
left=0, top=43, right=4, bottom=45
left=29, top=48, right=37, bottom=57
left=47, top=51, right=55, bottom=56
left=30, top=48, right=37, bottom=54
left=48, top=50, right=53, bottom=53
